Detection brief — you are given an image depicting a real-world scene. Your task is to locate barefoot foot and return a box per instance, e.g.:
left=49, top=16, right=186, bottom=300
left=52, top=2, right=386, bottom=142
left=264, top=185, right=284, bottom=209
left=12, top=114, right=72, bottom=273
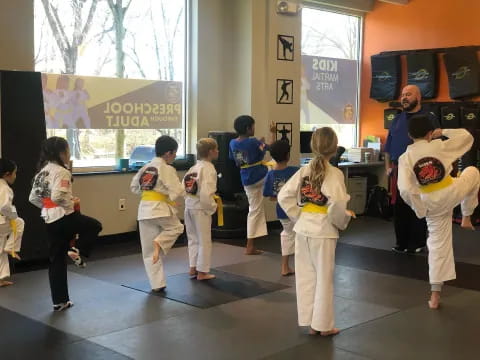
left=320, top=328, right=340, bottom=336
left=428, top=292, right=441, bottom=309
left=281, top=267, right=295, bottom=276
left=245, top=248, right=263, bottom=255
left=152, top=287, right=166, bottom=293
left=189, top=267, right=197, bottom=278
left=0, top=280, right=13, bottom=287
left=308, top=327, right=319, bottom=335
left=197, top=272, right=216, bottom=281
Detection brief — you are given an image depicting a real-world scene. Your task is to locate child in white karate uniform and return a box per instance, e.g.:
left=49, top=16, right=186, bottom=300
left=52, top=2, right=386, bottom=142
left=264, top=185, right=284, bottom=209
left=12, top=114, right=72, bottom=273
left=29, top=137, right=102, bottom=311
left=131, top=135, right=185, bottom=291
left=398, top=114, right=479, bottom=309
left=278, top=127, right=355, bottom=336
left=263, top=140, right=299, bottom=276
left=229, top=115, right=275, bottom=255
left=183, top=138, right=220, bottom=281
left=0, top=159, right=24, bottom=287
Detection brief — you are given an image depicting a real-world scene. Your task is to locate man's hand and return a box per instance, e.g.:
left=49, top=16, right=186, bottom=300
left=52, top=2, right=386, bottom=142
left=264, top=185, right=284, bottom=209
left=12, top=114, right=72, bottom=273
left=386, top=167, right=393, bottom=177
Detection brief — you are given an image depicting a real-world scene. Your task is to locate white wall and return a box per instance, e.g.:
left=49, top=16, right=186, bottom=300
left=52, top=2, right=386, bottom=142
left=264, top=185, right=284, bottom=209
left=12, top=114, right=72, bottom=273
left=0, top=0, right=34, bottom=71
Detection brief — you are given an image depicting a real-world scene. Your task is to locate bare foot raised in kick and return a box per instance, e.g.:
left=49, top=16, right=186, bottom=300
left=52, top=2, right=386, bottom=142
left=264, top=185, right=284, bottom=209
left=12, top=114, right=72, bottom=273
left=309, top=327, right=340, bottom=336
left=461, top=215, right=475, bottom=230
left=197, top=272, right=216, bottom=281
left=428, top=291, right=441, bottom=309
left=0, top=279, right=13, bottom=287
left=152, top=241, right=161, bottom=264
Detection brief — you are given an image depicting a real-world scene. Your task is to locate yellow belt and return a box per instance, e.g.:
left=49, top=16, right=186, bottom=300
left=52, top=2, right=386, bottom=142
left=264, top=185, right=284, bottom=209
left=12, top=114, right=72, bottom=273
left=187, top=194, right=224, bottom=227
left=419, top=175, right=453, bottom=193
left=141, top=191, right=176, bottom=205
left=301, top=203, right=328, bottom=214
left=9, top=219, right=20, bottom=260
left=240, top=160, right=275, bottom=169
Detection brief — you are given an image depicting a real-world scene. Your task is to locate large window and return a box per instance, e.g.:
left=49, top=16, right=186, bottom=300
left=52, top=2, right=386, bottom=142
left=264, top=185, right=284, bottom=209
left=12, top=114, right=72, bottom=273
left=34, top=0, right=186, bottom=169
left=301, top=7, right=361, bottom=149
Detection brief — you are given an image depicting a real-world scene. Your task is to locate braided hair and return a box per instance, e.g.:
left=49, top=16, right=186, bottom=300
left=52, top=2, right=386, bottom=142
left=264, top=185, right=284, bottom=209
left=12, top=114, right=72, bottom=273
left=309, top=127, right=338, bottom=194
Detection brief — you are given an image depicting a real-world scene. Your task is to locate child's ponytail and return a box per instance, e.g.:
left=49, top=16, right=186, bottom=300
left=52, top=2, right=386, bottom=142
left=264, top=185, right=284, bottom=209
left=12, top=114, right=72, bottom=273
left=309, top=127, right=338, bottom=194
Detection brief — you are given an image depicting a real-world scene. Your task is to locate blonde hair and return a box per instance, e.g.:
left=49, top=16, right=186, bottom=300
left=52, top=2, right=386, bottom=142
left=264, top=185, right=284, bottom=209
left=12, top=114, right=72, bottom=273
left=197, top=138, right=218, bottom=159
left=309, top=127, right=338, bottom=194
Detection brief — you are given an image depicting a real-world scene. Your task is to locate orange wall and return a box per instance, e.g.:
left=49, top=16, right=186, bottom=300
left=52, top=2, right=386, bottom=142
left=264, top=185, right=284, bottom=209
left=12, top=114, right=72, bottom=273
left=360, top=0, right=480, bottom=143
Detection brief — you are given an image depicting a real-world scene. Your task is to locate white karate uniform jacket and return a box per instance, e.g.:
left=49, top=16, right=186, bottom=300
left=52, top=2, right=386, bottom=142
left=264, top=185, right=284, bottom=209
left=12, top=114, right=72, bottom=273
left=398, top=129, right=473, bottom=219
left=29, top=162, right=74, bottom=223
left=130, top=157, right=185, bottom=220
left=278, top=163, right=351, bottom=238
left=0, top=179, right=18, bottom=226
left=0, top=179, right=24, bottom=280
left=183, top=160, right=217, bottom=214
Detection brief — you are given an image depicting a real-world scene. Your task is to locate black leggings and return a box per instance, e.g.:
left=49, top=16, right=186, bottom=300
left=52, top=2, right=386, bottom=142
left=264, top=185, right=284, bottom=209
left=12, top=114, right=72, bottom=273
left=46, top=212, right=102, bottom=304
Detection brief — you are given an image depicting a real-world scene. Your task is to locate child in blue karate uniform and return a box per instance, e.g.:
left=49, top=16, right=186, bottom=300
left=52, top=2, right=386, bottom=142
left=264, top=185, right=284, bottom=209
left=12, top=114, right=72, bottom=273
left=229, top=115, right=275, bottom=254
left=263, top=140, right=299, bottom=275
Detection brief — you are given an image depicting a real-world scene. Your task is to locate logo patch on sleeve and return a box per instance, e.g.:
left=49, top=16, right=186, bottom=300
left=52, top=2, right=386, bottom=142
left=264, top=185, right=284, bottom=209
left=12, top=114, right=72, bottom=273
left=413, top=157, right=445, bottom=185
left=60, top=179, right=70, bottom=188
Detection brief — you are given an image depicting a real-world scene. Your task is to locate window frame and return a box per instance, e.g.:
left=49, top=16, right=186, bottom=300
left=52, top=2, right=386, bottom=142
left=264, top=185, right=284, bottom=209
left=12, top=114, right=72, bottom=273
left=300, top=3, right=364, bottom=147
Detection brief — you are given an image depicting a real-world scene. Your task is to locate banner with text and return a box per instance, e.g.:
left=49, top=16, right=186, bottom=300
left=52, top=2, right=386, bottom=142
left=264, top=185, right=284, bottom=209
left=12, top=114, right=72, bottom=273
left=301, top=55, right=358, bottom=125
left=41, top=73, right=182, bottom=129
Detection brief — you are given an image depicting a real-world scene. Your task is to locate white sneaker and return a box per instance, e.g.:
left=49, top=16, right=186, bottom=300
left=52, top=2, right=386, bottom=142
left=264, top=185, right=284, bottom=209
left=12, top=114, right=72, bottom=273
left=68, top=247, right=86, bottom=268
left=53, top=301, right=74, bottom=312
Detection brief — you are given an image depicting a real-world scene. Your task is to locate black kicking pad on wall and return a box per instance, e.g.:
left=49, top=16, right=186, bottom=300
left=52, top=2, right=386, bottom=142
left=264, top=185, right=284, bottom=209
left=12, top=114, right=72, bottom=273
left=444, top=47, right=480, bottom=99
left=122, top=269, right=289, bottom=308
left=384, top=108, right=401, bottom=129
left=440, top=104, right=461, bottom=128
left=407, top=52, right=438, bottom=99
left=370, top=54, right=401, bottom=102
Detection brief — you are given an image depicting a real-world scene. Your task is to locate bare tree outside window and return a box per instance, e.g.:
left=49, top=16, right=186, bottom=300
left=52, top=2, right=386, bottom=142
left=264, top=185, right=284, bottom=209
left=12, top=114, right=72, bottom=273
left=34, top=0, right=186, bottom=168
left=302, top=9, right=359, bottom=60
left=300, top=8, right=361, bottom=148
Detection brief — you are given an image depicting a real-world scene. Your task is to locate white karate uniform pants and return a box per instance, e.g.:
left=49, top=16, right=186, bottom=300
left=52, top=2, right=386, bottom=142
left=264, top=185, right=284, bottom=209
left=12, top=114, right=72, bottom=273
left=139, top=216, right=184, bottom=289
left=295, top=233, right=336, bottom=332
left=279, top=218, right=295, bottom=256
left=425, top=167, right=480, bottom=284
left=0, top=218, right=24, bottom=280
left=244, top=179, right=267, bottom=239
left=185, top=209, right=212, bottom=273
